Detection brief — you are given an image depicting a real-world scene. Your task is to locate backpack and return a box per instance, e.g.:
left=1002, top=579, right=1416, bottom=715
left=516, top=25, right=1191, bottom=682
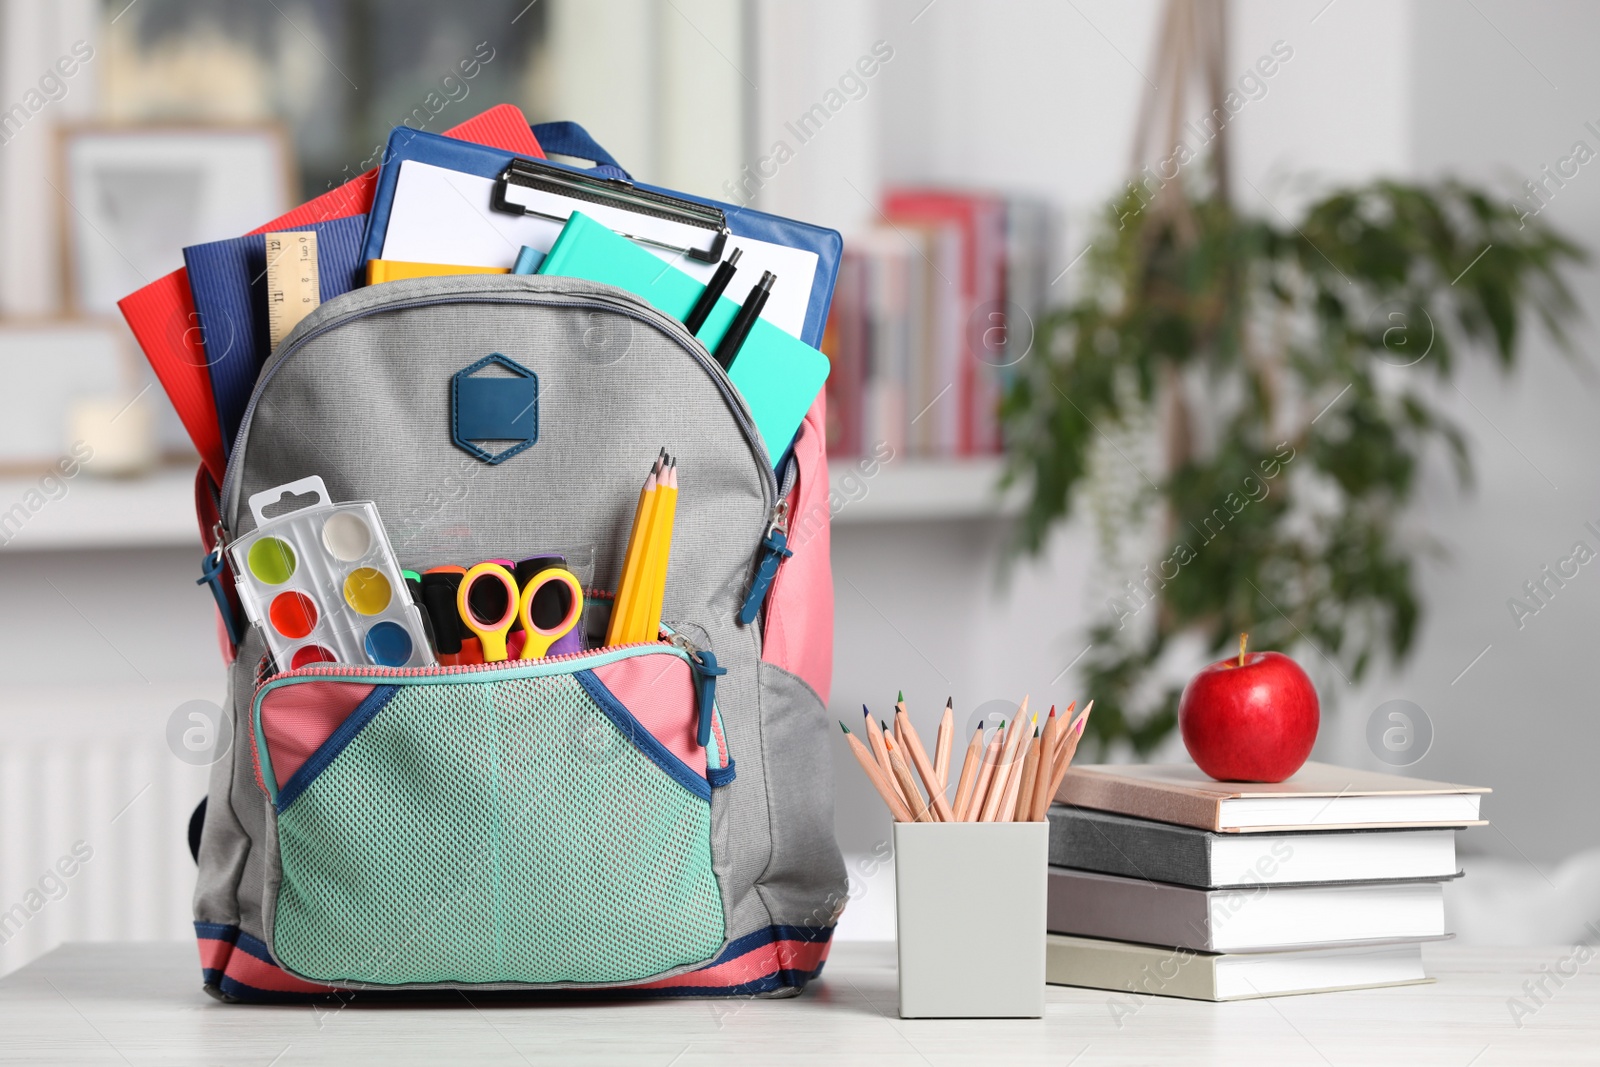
left=189, top=135, right=845, bottom=1002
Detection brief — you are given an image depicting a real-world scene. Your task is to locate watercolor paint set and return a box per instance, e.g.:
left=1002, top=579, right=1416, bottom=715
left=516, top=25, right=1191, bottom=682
left=228, top=476, right=435, bottom=670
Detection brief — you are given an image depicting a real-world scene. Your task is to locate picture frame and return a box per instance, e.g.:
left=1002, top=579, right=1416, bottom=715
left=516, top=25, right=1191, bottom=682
left=56, top=123, right=295, bottom=317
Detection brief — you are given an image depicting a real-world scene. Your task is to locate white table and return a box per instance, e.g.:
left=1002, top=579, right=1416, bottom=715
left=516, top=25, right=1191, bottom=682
left=0, top=942, right=1592, bottom=1064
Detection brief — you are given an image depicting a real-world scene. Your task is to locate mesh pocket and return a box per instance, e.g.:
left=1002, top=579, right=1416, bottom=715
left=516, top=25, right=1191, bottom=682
left=271, top=670, right=725, bottom=985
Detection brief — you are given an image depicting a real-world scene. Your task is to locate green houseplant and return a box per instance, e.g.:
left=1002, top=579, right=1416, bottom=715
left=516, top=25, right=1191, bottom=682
left=1002, top=174, right=1583, bottom=757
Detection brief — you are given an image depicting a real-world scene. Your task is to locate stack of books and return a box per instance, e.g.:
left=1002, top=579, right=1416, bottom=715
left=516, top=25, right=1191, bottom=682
left=1043, top=762, right=1490, bottom=1001
left=821, top=189, right=1056, bottom=459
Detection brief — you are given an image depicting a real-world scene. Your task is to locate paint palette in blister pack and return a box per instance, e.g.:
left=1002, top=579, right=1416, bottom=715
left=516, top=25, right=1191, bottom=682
left=229, top=476, right=435, bottom=671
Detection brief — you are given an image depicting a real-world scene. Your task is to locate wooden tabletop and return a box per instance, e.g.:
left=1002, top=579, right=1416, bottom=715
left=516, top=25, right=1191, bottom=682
left=0, top=941, right=1592, bottom=1065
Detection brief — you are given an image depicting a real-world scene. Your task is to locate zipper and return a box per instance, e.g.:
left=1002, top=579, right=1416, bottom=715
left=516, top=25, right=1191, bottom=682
left=221, top=284, right=777, bottom=533
left=258, top=638, right=672, bottom=690
left=736, top=444, right=802, bottom=627
left=665, top=631, right=726, bottom=748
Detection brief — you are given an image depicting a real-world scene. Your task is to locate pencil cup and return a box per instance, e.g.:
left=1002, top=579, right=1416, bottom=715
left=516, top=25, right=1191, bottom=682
left=894, top=821, right=1048, bottom=1019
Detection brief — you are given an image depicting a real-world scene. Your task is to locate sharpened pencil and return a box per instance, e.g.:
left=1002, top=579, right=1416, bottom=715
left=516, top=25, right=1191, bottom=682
left=841, top=722, right=913, bottom=822
left=864, top=706, right=908, bottom=808
left=896, top=708, right=954, bottom=821
left=979, top=696, right=1031, bottom=822
left=967, top=721, right=1004, bottom=822
left=933, top=697, right=954, bottom=789
left=1029, top=705, right=1062, bottom=822
left=1039, top=701, right=1092, bottom=817
left=883, top=733, right=932, bottom=822
left=951, top=723, right=985, bottom=821
left=1013, top=730, right=1041, bottom=822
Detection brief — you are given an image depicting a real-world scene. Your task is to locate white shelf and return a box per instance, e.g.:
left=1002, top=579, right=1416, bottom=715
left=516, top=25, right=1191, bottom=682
left=0, top=467, right=200, bottom=551
left=0, top=458, right=1021, bottom=550
left=828, top=457, right=1021, bottom=523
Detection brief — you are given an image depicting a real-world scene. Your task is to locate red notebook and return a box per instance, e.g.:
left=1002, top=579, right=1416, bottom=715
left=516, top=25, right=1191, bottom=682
left=118, top=104, right=545, bottom=484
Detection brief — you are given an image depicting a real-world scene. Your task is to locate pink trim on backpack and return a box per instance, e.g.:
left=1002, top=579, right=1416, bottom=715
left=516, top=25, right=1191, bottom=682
left=589, top=656, right=706, bottom=771
left=760, top=394, right=833, bottom=701
left=633, top=935, right=831, bottom=991
left=258, top=681, right=378, bottom=786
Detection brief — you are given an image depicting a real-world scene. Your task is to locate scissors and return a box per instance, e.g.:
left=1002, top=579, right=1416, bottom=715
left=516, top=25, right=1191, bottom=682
left=457, top=561, right=583, bottom=662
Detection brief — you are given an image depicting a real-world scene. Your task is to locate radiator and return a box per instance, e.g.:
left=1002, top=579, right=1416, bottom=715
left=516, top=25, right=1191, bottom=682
left=0, top=687, right=211, bottom=977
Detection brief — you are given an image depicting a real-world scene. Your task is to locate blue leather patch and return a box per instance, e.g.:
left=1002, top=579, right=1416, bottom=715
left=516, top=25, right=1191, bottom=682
left=451, top=353, right=538, bottom=465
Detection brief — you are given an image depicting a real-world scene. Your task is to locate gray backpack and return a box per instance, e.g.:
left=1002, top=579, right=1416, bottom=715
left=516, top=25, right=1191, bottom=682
left=193, top=273, right=846, bottom=1001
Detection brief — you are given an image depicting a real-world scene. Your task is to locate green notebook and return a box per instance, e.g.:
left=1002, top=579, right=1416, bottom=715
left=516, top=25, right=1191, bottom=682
left=538, top=211, right=829, bottom=464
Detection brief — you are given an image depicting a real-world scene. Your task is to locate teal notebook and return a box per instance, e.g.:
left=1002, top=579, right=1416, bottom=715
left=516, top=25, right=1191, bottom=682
left=538, top=212, right=829, bottom=464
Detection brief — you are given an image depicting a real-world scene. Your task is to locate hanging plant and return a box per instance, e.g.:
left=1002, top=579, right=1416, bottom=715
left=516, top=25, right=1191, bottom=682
left=1000, top=0, right=1583, bottom=756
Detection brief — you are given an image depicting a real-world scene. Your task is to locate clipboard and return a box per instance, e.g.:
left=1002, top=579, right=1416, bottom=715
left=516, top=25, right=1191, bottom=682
left=362, top=123, right=842, bottom=349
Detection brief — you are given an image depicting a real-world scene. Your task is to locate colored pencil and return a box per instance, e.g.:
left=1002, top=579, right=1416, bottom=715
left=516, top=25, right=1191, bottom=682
left=1052, top=700, right=1077, bottom=768
left=883, top=733, right=932, bottom=822
left=896, top=708, right=954, bottom=821
left=1039, top=701, right=1093, bottom=818
left=1013, top=731, right=1041, bottom=822
left=950, top=723, right=984, bottom=822
left=864, top=707, right=907, bottom=808
left=979, top=696, right=1032, bottom=822
left=840, top=722, right=913, bottom=822
left=1028, top=706, right=1062, bottom=822
left=965, top=722, right=1004, bottom=822
left=933, top=697, right=954, bottom=789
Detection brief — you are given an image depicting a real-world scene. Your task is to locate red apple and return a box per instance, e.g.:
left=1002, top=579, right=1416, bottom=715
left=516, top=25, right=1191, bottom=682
left=1178, top=637, right=1319, bottom=783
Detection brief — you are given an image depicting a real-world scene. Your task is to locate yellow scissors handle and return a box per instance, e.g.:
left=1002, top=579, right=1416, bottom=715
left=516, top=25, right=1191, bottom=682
left=517, top=567, right=583, bottom=660
left=458, top=562, right=519, bottom=663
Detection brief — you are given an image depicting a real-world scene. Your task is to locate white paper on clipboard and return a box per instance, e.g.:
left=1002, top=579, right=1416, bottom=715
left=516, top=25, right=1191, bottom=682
left=377, top=161, right=819, bottom=338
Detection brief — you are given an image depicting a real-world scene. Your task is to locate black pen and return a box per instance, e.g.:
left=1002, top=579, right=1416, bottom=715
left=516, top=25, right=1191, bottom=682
left=683, top=247, right=742, bottom=335
left=713, top=270, right=775, bottom=371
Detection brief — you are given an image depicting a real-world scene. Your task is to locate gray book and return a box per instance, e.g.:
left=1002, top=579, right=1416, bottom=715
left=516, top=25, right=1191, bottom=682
left=1046, top=804, right=1459, bottom=889
left=1047, top=866, right=1453, bottom=952
left=1045, top=933, right=1433, bottom=1001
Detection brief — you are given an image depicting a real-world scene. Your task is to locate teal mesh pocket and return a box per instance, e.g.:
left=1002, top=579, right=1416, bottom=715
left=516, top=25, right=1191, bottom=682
left=270, top=670, right=725, bottom=986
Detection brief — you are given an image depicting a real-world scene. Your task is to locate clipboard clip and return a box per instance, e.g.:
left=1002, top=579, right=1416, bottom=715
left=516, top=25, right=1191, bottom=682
left=491, top=157, right=729, bottom=263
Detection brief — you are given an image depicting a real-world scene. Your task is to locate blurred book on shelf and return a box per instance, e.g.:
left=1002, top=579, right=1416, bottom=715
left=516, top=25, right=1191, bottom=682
left=823, top=189, right=1057, bottom=459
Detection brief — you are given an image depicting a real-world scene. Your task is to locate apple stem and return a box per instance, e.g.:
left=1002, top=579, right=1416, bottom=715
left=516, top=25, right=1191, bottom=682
left=1239, top=632, right=1248, bottom=667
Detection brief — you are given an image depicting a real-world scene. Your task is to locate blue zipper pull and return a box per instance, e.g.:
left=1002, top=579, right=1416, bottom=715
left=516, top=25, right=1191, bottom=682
left=672, top=634, right=728, bottom=748
left=197, top=543, right=244, bottom=649
left=738, top=500, right=793, bottom=626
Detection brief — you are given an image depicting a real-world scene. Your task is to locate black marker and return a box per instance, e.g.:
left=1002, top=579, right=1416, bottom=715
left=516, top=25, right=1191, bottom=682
left=683, top=247, right=742, bottom=335
left=712, top=270, right=775, bottom=371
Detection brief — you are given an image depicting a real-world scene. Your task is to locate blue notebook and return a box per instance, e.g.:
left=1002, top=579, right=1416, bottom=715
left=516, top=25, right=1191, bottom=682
left=361, top=124, right=842, bottom=349
left=184, top=214, right=368, bottom=455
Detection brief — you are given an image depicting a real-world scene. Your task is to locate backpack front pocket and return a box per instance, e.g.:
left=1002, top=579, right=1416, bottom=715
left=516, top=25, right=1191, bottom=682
left=251, top=646, right=732, bottom=987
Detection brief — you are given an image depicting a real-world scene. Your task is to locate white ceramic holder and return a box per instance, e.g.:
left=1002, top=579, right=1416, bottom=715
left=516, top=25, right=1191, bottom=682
left=894, top=821, right=1048, bottom=1019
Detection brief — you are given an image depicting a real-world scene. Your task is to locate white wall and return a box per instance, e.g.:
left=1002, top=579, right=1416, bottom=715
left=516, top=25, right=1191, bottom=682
left=770, top=0, right=1600, bottom=928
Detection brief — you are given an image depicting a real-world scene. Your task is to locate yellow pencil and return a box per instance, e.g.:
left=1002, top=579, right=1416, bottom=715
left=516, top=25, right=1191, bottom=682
left=641, top=459, right=679, bottom=641
left=624, top=460, right=675, bottom=641
left=951, top=723, right=985, bottom=821
left=606, top=455, right=661, bottom=646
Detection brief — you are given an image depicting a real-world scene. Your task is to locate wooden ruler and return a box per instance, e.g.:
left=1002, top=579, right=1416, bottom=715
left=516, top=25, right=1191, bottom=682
left=265, top=231, right=320, bottom=348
